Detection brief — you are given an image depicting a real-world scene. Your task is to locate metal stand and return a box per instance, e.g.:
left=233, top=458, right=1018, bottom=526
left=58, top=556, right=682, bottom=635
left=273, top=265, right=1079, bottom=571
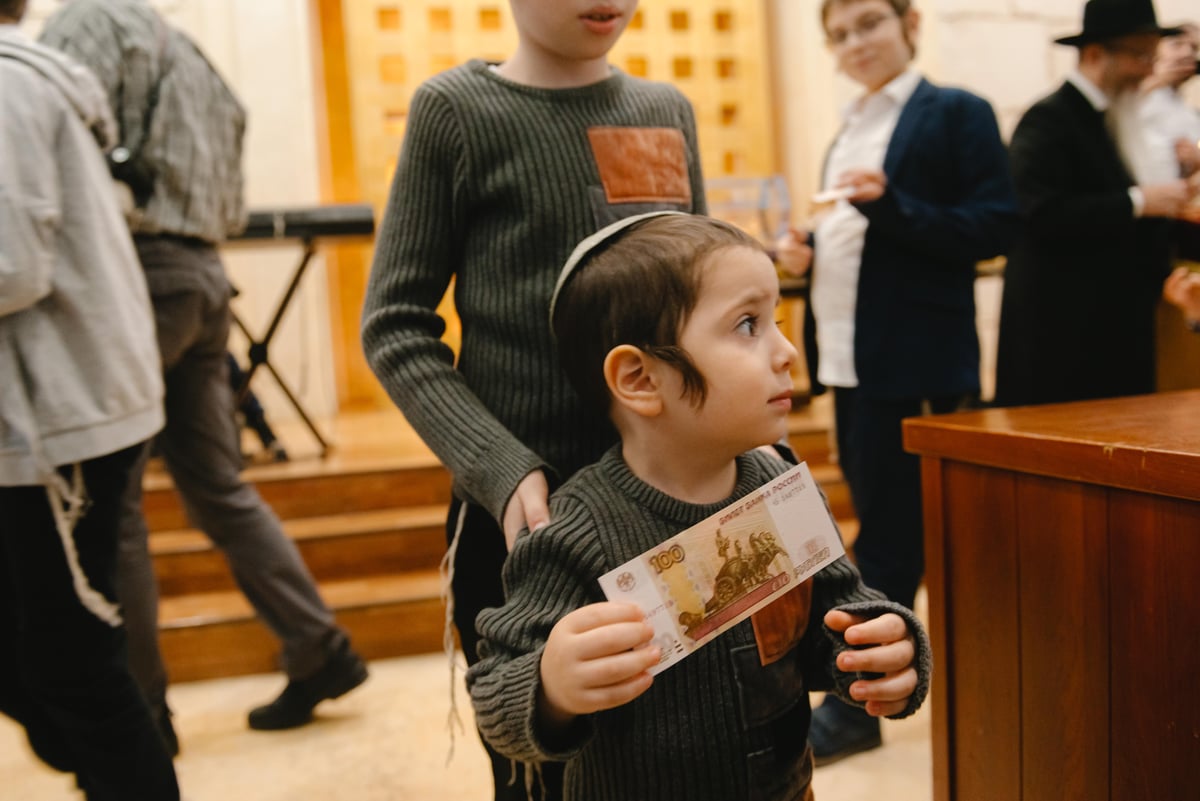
left=230, top=237, right=330, bottom=457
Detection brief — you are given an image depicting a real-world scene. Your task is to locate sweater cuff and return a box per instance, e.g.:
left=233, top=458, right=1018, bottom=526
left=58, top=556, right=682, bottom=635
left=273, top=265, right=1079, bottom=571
left=469, top=648, right=591, bottom=764
left=462, top=435, right=552, bottom=523
left=823, top=600, right=932, bottom=720
left=523, top=649, right=594, bottom=761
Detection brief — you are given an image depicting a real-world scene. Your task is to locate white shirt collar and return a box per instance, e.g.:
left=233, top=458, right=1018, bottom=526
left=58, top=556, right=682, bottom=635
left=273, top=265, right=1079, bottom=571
left=841, top=68, right=923, bottom=120
left=1066, top=69, right=1110, bottom=111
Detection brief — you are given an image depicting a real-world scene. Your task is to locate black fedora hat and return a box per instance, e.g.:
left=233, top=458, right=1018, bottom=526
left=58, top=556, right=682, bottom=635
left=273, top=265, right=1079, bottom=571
left=1055, top=0, right=1182, bottom=46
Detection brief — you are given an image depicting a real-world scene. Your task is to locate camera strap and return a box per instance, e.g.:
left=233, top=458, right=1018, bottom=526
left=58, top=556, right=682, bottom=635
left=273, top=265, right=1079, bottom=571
left=117, top=14, right=175, bottom=164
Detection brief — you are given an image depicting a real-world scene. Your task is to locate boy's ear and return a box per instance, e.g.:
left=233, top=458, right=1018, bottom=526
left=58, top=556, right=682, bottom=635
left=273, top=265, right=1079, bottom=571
left=902, top=7, right=921, bottom=51
left=603, top=345, right=663, bottom=418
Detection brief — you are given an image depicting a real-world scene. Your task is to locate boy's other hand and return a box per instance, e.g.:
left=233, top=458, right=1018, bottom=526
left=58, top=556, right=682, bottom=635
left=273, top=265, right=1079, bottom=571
left=773, top=226, right=814, bottom=277
left=503, top=470, right=550, bottom=550
left=825, top=609, right=917, bottom=718
left=538, top=602, right=659, bottom=730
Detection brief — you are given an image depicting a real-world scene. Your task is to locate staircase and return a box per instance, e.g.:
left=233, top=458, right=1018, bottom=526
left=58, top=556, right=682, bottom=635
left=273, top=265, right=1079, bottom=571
left=149, top=400, right=853, bottom=682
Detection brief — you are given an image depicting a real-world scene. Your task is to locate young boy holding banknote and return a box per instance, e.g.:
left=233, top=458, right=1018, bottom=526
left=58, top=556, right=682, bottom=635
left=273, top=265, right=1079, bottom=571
left=467, top=212, right=930, bottom=801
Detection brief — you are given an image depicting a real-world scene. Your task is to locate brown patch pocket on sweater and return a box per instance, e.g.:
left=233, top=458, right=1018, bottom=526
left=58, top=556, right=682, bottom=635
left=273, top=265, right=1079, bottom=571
left=587, top=127, right=692, bottom=205
left=751, top=580, right=812, bottom=666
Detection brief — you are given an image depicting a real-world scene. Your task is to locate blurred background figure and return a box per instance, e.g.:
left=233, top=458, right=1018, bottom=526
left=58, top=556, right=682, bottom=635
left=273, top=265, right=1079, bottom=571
left=39, top=0, right=366, bottom=751
left=1141, top=21, right=1200, bottom=260
left=1139, top=21, right=1200, bottom=181
left=226, top=351, right=289, bottom=464
left=775, top=0, right=1016, bottom=766
left=0, top=1, right=178, bottom=796
left=996, top=0, right=1196, bottom=408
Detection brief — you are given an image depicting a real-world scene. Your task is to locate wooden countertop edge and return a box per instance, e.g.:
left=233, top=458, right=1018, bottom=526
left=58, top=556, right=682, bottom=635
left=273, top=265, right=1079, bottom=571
left=903, top=416, right=1200, bottom=503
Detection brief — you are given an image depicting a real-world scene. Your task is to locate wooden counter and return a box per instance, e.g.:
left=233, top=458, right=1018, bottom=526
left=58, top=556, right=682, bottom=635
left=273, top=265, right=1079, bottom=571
left=903, top=391, right=1200, bottom=801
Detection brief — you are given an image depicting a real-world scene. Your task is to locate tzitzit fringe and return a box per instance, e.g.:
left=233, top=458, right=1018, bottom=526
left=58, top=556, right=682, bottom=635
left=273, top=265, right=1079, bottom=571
left=46, top=463, right=122, bottom=627
left=441, top=501, right=469, bottom=765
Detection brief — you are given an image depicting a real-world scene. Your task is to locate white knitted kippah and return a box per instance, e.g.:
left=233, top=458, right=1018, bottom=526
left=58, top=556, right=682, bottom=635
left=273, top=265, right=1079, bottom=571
left=548, top=210, right=689, bottom=331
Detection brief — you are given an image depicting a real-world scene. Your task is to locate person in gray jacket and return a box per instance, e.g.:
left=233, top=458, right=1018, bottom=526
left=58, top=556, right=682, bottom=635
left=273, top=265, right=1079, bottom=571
left=0, top=1, right=178, bottom=797
left=40, top=0, right=367, bottom=743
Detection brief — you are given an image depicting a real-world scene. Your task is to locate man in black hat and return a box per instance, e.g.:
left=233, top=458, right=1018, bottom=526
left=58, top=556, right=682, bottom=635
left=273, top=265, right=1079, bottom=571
left=995, top=0, right=1199, bottom=407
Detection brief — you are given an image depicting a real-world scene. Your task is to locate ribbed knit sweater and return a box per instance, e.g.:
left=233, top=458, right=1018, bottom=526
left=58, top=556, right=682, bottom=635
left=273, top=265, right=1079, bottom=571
left=361, top=61, right=706, bottom=521
left=467, top=447, right=932, bottom=801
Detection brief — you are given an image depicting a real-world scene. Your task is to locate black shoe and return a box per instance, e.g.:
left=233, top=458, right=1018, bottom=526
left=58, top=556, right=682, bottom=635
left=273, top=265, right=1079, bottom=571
left=810, top=695, right=882, bottom=766
left=247, top=642, right=368, bottom=731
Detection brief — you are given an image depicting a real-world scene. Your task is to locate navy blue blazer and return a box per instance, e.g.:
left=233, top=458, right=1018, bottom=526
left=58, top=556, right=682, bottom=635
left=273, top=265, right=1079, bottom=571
left=805, top=78, right=1018, bottom=401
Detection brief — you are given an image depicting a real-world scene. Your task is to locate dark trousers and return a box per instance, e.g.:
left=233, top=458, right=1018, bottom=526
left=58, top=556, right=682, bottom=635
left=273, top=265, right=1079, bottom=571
left=448, top=499, right=564, bottom=801
left=118, top=236, right=343, bottom=719
left=0, top=445, right=179, bottom=801
left=832, top=388, right=967, bottom=610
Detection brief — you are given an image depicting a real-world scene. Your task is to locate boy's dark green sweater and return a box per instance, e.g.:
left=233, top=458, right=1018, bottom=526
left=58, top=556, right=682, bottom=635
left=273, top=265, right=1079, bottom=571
left=362, top=60, right=706, bottom=520
left=468, top=447, right=932, bottom=801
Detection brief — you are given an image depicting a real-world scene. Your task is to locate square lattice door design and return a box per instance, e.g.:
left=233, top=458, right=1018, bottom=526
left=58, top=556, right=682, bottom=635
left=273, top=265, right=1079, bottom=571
left=317, top=1, right=781, bottom=407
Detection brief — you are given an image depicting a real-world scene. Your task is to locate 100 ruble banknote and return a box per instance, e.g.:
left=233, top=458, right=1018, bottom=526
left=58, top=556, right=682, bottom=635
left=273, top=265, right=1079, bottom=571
left=598, top=462, right=845, bottom=675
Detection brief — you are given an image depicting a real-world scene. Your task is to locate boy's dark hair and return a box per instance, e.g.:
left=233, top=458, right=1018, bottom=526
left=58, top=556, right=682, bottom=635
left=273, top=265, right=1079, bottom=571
left=821, top=0, right=912, bottom=24
left=0, top=0, right=28, bottom=21
left=552, top=214, right=764, bottom=419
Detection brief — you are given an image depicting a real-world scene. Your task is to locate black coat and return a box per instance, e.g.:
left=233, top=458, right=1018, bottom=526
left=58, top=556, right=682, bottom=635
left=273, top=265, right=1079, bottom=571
left=995, top=81, right=1172, bottom=407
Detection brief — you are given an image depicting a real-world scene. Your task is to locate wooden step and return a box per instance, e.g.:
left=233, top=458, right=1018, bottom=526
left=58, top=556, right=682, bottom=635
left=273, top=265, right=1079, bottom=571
left=148, top=400, right=854, bottom=682
left=144, top=400, right=835, bottom=532
left=142, top=460, right=452, bottom=532
left=159, top=570, right=446, bottom=682
left=151, top=505, right=448, bottom=596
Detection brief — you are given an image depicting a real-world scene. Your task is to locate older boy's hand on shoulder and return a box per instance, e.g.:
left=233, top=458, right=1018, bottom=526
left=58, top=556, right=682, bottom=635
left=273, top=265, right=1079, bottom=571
left=825, top=609, right=917, bottom=718
left=538, top=602, right=659, bottom=732
left=503, top=470, right=551, bottom=550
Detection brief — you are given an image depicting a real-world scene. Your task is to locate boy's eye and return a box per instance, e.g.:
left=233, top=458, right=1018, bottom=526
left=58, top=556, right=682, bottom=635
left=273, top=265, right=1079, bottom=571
left=736, top=315, right=759, bottom=335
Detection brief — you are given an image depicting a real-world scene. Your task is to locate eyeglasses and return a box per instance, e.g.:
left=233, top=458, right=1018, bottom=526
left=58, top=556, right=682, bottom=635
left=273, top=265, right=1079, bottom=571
left=1103, top=44, right=1158, bottom=65
left=825, top=12, right=897, bottom=48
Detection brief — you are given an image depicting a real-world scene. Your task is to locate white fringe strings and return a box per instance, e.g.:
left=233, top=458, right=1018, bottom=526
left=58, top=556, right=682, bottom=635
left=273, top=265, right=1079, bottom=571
left=45, top=463, right=122, bottom=627
left=441, top=501, right=469, bottom=765
left=439, top=502, right=546, bottom=801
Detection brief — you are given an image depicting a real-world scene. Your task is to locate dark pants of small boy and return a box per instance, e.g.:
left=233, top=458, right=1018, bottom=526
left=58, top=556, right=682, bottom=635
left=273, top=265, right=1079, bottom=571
left=448, top=499, right=564, bottom=801
left=0, top=445, right=179, bottom=801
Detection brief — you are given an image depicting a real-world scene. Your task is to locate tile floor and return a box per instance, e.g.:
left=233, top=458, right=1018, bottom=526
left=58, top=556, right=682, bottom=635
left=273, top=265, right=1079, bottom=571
left=1, top=593, right=932, bottom=801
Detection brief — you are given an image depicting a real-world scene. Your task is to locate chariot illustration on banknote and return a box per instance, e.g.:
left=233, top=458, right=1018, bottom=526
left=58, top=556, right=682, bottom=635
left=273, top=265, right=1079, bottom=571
left=653, top=500, right=796, bottom=644
left=599, top=462, right=844, bottom=675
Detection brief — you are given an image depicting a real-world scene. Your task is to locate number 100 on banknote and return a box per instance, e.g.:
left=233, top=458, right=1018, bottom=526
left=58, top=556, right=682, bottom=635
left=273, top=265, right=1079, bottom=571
left=598, top=462, right=845, bottom=675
